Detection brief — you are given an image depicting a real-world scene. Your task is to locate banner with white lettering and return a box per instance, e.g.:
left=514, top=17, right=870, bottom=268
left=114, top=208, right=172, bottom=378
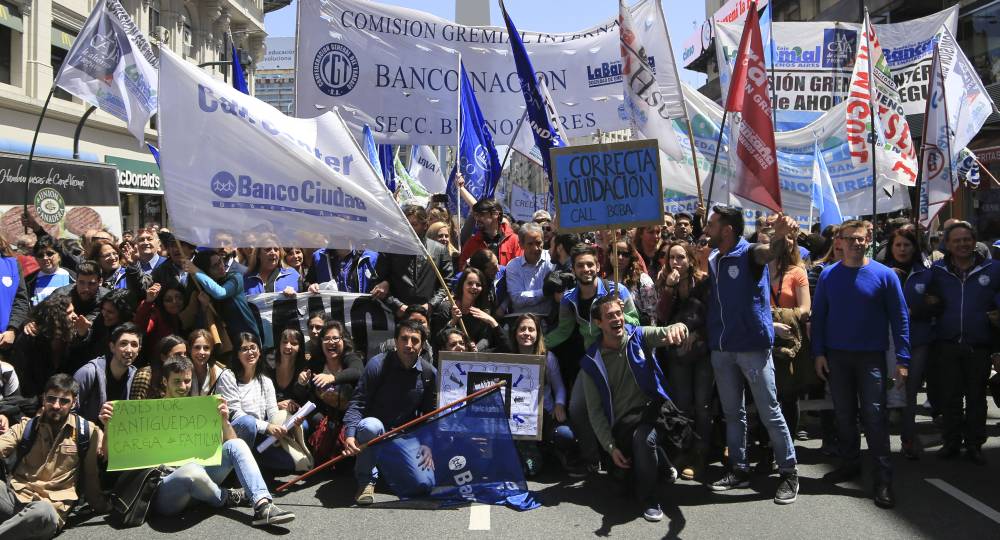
left=248, top=291, right=394, bottom=360
left=715, top=6, right=957, bottom=130
left=296, top=0, right=677, bottom=145
left=158, top=49, right=423, bottom=255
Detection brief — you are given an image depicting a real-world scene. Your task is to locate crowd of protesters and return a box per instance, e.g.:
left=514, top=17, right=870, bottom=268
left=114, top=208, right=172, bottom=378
left=1, top=188, right=999, bottom=535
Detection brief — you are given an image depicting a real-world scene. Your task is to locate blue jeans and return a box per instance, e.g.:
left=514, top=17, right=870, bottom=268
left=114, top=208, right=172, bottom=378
left=353, top=417, right=434, bottom=497
left=154, top=439, right=271, bottom=515
left=711, top=349, right=797, bottom=473
left=231, top=415, right=296, bottom=471
left=827, top=350, right=891, bottom=483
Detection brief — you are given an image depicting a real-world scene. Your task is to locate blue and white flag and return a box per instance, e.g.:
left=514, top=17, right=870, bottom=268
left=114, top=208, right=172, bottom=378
left=362, top=124, right=385, bottom=184
left=500, top=0, right=567, bottom=180
left=378, top=144, right=396, bottom=193
left=446, top=62, right=501, bottom=215
left=391, top=387, right=538, bottom=510
left=918, top=27, right=994, bottom=226
left=54, top=0, right=158, bottom=145
left=408, top=145, right=447, bottom=194
left=956, top=148, right=980, bottom=188
left=230, top=38, right=249, bottom=95
left=146, top=143, right=160, bottom=167
left=811, top=140, right=843, bottom=230
left=157, top=49, right=422, bottom=255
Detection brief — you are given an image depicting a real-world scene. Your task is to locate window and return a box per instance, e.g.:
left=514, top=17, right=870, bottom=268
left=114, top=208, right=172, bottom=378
left=51, top=47, right=70, bottom=100
left=0, top=25, right=10, bottom=84
left=51, top=23, right=78, bottom=100
left=959, top=1, right=1000, bottom=86
left=147, top=0, right=160, bottom=36
left=182, top=7, right=194, bottom=58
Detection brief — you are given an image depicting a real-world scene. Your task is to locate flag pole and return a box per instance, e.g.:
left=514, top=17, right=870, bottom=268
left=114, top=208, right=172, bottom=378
left=705, top=109, right=730, bottom=211
left=22, top=87, right=56, bottom=232
left=455, top=53, right=463, bottom=238
left=275, top=381, right=507, bottom=493
left=500, top=110, right=529, bottom=211
left=914, top=41, right=938, bottom=229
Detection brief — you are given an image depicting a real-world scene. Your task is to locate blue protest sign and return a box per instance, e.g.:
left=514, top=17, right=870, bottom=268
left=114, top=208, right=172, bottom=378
left=550, top=139, right=662, bottom=233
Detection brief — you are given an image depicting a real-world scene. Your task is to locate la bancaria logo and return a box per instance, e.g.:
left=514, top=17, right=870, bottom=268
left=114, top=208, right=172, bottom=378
left=313, top=43, right=360, bottom=97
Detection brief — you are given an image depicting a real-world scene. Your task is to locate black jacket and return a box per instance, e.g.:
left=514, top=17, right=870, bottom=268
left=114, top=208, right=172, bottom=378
left=375, top=237, right=453, bottom=312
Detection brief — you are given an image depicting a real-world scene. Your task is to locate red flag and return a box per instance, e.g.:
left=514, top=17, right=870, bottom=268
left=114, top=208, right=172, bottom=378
left=724, top=2, right=782, bottom=212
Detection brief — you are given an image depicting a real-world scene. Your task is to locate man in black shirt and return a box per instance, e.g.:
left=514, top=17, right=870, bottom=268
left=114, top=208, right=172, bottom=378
left=343, top=321, right=437, bottom=505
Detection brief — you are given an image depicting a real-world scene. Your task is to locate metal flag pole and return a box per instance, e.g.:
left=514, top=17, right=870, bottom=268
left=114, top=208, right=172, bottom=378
left=705, top=109, right=730, bottom=211
left=275, top=381, right=507, bottom=493
left=22, top=87, right=56, bottom=232
left=455, top=53, right=463, bottom=237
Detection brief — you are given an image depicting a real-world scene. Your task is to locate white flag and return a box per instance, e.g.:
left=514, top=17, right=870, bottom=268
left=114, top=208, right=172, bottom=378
left=158, top=49, right=422, bottom=255
left=919, top=27, right=994, bottom=227
left=846, top=12, right=918, bottom=188
left=54, top=0, right=157, bottom=145
left=619, top=0, right=685, bottom=161
left=510, top=111, right=543, bottom=167
left=407, top=145, right=447, bottom=194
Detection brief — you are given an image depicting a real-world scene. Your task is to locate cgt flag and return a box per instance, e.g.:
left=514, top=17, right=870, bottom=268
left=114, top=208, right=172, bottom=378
left=618, top=0, right=685, bottom=162
left=846, top=11, right=918, bottom=190
left=446, top=62, right=501, bottom=215
left=724, top=2, right=782, bottom=212
left=54, top=0, right=157, bottom=145
left=384, top=387, right=538, bottom=510
left=157, top=48, right=423, bottom=255
left=919, top=27, right=994, bottom=227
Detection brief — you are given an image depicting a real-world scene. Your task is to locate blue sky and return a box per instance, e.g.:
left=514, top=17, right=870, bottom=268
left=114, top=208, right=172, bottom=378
left=263, top=0, right=707, bottom=86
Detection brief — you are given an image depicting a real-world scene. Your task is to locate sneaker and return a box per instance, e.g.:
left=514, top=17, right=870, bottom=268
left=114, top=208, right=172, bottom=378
left=796, top=429, right=810, bottom=441
left=223, top=487, right=251, bottom=508
left=642, top=502, right=664, bottom=522
left=773, top=472, right=798, bottom=505
left=251, top=502, right=295, bottom=527
left=355, top=483, right=376, bottom=506
left=710, top=469, right=750, bottom=491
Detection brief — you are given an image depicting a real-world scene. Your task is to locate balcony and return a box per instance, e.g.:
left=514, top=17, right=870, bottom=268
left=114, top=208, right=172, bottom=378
left=264, top=0, right=293, bottom=14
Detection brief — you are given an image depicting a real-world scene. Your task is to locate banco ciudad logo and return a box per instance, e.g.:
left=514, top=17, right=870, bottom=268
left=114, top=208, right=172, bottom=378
left=211, top=171, right=237, bottom=199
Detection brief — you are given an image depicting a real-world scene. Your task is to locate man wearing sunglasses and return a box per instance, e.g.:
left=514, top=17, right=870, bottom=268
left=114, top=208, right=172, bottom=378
left=0, top=374, right=107, bottom=538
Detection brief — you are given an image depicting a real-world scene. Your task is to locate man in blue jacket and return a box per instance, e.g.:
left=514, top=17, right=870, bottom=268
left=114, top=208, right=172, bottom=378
left=813, top=220, right=910, bottom=509
left=926, top=221, right=1000, bottom=465
left=703, top=207, right=799, bottom=502
left=580, top=294, right=689, bottom=522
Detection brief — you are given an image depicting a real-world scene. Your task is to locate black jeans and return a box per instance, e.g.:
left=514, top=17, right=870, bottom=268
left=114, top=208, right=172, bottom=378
left=934, top=341, right=992, bottom=449
left=827, top=350, right=892, bottom=484
left=613, top=421, right=661, bottom=504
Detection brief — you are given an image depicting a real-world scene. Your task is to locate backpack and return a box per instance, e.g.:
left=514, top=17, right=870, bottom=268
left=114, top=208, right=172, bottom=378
left=1, top=415, right=91, bottom=497
left=108, top=465, right=166, bottom=528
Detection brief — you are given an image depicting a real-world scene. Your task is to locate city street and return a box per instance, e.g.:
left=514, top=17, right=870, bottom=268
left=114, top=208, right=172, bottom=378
left=62, top=402, right=1000, bottom=539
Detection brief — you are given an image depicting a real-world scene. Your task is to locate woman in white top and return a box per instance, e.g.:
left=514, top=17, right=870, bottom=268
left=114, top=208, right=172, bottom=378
left=217, top=332, right=299, bottom=470
left=187, top=329, right=225, bottom=396
left=0, top=360, right=25, bottom=432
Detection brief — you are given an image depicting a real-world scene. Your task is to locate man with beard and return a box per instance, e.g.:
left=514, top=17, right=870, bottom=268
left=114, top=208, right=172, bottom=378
left=72, top=323, right=140, bottom=423
left=0, top=374, right=106, bottom=538
left=703, top=206, right=799, bottom=505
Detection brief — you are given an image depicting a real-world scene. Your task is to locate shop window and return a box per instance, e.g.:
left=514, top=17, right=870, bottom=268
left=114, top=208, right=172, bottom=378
left=959, top=1, right=1000, bottom=86
left=0, top=25, right=10, bottom=84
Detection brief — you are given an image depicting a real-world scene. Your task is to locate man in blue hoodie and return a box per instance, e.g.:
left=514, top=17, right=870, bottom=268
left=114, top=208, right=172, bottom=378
left=813, top=220, right=910, bottom=509
left=703, top=206, right=799, bottom=503
left=580, top=294, right=689, bottom=522
left=926, top=221, right=1000, bottom=465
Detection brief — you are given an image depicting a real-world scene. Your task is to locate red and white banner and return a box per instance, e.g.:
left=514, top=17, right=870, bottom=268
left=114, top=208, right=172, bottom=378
left=724, top=2, right=781, bottom=212
left=846, top=12, right=918, bottom=189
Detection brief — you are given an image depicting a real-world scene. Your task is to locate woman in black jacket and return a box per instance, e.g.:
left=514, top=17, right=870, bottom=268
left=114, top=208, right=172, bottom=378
left=432, top=268, right=509, bottom=352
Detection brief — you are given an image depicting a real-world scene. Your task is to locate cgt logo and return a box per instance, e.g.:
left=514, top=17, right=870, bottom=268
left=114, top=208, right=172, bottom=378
left=211, top=171, right=238, bottom=198
left=313, top=43, right=360, bottom=97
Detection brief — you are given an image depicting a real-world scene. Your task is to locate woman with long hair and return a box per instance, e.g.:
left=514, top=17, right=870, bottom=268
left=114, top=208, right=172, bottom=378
left=268, top=328, right=307, bottom=414
left=656, top=241, right=712, bottom=480
left=130, top=334, right=187, bottom=400
left=188, top=328, right=225, bottom=396
left=434, top=267, right=507, bottom=352
left=10, top=294, right=80, bottom=405
left=295, top=320, right=364, bottom=461
left=134, top=282, right=188, bottom=366
left=218, top=332, right=307, bottom=471
left=245, top=245, right=301, bottom=297
left=283, top=247, right=309, bottom=292
left=614, top=236, right=657, bottom=325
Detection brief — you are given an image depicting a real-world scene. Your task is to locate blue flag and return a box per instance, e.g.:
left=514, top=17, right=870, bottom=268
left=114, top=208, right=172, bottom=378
left=146, top=143, right=160, bottom=167
left=375, top=387, right=538, bottom=510
left=362, top=124, right=391, bottom=189
left=230, top=40, right=249, bottom=95
left=811, top=140, right=843, bottom=230
left=445, top=62, right=501, bottom=215
left=500, top=0, right=566, bottom=181
left=378, top=144, right=396, bottom=193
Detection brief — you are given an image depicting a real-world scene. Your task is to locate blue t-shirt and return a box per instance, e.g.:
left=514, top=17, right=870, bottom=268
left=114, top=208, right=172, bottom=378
left=811, top=260, right=911, bottom=364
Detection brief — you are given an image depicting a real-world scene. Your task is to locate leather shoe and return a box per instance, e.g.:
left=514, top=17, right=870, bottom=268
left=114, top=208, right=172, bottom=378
left=822, top=464, right=862, bottom=484
left=874, top=483, right=895, bottom=509
left=966, top=446, right=986, bottom=466
left=937, top=444, right=961, bottom=460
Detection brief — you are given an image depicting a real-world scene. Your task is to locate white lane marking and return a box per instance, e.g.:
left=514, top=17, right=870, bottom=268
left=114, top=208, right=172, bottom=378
left=926, top=479, right=1000, bottom=524
left=468, top=503, right=491, bottom=530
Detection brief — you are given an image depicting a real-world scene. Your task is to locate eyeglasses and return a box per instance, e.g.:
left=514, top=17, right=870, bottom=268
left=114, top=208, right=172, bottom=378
left=840, top=236, right=866, bottom=243
left=322, top=335, right=343, bottom=343
left=239, top=345, right=259, bottom=353
left=44, top=395, right=73, bottom=406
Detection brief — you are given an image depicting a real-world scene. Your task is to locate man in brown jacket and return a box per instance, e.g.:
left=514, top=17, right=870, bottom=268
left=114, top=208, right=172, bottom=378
left=0, top=374, right=106, bottom=539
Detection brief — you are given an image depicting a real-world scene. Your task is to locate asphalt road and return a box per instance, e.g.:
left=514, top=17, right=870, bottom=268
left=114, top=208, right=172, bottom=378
left=60, top=401, right=1000, bottom=539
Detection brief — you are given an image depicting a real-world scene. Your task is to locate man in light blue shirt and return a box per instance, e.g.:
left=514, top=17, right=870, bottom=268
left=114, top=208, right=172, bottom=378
left=504, top=223, right=555, bottom=317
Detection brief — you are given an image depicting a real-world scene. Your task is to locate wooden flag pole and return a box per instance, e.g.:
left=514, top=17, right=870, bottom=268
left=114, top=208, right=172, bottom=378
left=275, top=381, right=507, bottom=493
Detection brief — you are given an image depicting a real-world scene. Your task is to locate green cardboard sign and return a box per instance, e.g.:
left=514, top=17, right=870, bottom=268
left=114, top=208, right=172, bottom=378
left=107, top=396, right=223, bottom=471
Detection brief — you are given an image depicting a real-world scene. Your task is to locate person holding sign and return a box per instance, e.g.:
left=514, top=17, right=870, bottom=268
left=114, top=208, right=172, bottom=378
left=579, top=295, right=689, bottom=522
left=73, top=323, right=141, bottom=424
left=0, top=374, right=107, bottom=538
left=98, top=356, right=295, bottom=527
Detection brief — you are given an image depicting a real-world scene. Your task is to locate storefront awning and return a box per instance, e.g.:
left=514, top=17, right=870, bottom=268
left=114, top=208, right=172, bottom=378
left=105, top=155, right=163, bottom=195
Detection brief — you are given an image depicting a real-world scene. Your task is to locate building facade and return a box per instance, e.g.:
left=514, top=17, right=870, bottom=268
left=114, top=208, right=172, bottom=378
left=0, top=0, right=269, bottom=235
left=681, top=0, right=1000, bottom=237
left=254, top=35, right=292, bottom=114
